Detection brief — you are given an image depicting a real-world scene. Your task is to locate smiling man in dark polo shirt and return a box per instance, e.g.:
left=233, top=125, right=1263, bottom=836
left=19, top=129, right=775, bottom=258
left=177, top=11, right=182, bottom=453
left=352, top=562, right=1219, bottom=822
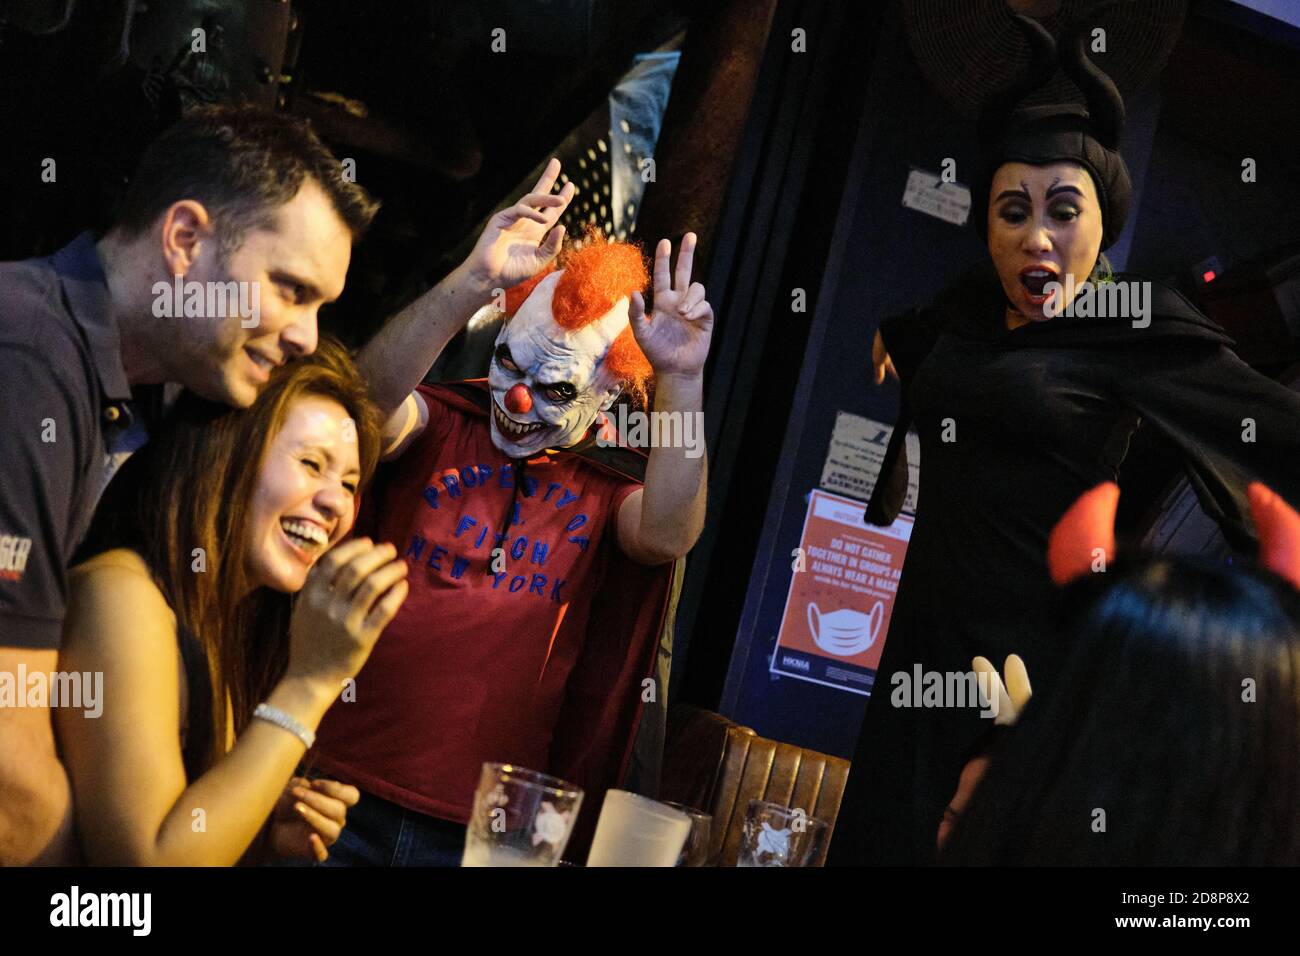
left=0, top=104, right=379, bottom=863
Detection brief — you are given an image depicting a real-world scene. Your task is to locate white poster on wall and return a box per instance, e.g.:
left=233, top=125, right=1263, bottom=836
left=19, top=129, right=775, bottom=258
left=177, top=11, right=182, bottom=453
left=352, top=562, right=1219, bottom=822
left=901, top=167, right=971, bottom=226
left=819, top=411, right=919, bottom=514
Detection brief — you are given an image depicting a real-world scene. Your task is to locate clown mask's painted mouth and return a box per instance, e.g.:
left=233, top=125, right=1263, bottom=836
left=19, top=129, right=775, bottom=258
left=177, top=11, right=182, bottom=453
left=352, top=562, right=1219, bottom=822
left=492, top=399, right=549, bottom=441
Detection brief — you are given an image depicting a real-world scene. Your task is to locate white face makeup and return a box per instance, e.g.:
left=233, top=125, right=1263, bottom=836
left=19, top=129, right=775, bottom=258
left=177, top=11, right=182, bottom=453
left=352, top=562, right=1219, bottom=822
left=487, top=271, right=626, bottom=457
left=986, top=161, right=1104, bottom=324
left=245, top=395, right=360, bottom=592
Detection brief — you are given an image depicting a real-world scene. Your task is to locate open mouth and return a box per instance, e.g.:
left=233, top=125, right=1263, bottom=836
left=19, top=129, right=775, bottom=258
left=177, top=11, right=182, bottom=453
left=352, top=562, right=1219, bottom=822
left=1018, top=265, right=1059, bottom=300
left=280, top=517, right=329, bottom=560
left=492, top=400, right=548, bottom=442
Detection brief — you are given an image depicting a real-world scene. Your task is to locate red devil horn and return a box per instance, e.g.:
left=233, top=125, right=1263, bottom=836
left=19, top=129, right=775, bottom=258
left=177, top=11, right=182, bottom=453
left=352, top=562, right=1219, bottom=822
left=1247, top=482, right=1300, bottom=590
left=1048, top=482, right=1120, bottom=585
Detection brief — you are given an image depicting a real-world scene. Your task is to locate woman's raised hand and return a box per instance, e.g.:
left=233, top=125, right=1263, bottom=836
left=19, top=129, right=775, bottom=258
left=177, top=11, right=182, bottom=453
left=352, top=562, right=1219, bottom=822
left=972, top=653, right=1032, bottom=726
left=937, top=654, right=1033, bottom=850
left=286, top=538, right=409, bottom=692
left=872, top=329, right=898, bottom=385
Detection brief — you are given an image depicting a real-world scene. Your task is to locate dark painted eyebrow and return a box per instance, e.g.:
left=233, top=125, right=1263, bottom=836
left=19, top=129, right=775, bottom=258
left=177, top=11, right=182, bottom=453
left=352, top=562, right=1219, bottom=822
left=995, top=184, right=1086, bottom=204
left=994, top=188, right=1031, bottom=204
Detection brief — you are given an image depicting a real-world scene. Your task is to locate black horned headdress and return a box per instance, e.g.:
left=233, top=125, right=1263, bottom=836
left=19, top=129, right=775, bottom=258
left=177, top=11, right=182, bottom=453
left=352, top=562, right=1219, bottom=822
left=972, top=11, right=1132, bottom=250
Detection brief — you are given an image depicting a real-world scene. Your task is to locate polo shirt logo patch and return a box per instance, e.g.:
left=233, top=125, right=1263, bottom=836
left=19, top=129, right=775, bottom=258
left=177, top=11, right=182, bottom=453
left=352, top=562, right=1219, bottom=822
left=0, top=534, right=33, bottom=581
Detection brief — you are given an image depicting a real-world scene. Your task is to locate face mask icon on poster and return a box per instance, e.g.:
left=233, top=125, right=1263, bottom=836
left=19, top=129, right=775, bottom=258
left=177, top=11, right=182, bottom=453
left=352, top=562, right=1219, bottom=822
left=806, top=602, right=884, bottom=657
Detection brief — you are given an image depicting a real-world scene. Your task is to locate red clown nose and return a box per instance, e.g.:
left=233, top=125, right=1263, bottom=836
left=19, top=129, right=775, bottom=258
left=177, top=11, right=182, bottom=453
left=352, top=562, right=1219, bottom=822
left=504, top=383, right=533, bottom=414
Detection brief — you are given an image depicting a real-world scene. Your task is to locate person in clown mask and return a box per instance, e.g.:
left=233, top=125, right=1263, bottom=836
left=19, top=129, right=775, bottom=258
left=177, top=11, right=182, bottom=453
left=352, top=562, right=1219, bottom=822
left=299, top=160, right=712, bottom=865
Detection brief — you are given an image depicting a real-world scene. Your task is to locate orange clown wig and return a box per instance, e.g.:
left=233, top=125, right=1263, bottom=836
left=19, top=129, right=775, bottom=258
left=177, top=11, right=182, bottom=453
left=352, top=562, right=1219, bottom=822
left=503, top=230, right=655, bottom=407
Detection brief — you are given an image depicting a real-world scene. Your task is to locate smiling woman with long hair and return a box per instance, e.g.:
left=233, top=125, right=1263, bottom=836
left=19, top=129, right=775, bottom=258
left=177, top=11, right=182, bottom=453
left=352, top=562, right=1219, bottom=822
left=54, top=338, right=410, bottom=866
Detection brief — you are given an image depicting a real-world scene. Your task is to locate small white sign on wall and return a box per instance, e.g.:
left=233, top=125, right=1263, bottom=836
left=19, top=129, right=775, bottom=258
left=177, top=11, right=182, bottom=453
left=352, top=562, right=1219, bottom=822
left=819, top=411, right=919, bottom=515
left=901, top=168, right=971, bottom=226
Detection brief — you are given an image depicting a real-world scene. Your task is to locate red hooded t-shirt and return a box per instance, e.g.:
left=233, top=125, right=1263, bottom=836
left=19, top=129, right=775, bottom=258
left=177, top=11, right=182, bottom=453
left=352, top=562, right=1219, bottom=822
left=311, top=384, right=640, bottom=822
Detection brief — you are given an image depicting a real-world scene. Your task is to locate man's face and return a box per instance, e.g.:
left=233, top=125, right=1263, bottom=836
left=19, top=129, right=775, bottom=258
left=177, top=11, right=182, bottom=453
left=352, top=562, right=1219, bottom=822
left=171, top=179, right=352, bottom=408
left=487, top=272, right=625, bottom=458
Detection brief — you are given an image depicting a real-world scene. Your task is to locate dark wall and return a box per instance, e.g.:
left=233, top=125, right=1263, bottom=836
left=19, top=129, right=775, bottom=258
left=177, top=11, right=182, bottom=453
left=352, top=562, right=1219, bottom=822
left=1126, top=12, right=1300, bottom=284
left=718, top=4, right=991, bottom=757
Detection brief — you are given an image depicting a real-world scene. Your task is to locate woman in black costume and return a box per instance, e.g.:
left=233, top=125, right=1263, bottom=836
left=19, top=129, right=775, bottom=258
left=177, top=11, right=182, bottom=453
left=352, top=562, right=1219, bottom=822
left=827, top=14, right=1300, bottom=866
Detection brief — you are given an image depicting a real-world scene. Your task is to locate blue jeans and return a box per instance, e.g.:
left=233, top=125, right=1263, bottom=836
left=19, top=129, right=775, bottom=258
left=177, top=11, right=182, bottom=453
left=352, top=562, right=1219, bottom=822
left=295, top=787, right=467, bottom=867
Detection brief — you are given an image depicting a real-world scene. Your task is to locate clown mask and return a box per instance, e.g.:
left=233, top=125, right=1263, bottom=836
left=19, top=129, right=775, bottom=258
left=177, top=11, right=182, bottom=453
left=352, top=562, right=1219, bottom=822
left=487, top=238, right=650, bottom=458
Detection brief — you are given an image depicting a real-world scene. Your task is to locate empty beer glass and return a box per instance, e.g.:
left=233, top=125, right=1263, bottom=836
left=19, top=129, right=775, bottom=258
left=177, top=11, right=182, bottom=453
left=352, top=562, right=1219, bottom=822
left=462, top=763, right=583, bottom=867
left=735, top=799, right=829, bottom=867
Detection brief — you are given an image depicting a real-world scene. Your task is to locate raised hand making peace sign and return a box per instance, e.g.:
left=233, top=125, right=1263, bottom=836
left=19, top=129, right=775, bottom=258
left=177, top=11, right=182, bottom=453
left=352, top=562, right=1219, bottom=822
left=466, top=157, right=575, bottom=290
left=628, top=232, right=715, bottom=378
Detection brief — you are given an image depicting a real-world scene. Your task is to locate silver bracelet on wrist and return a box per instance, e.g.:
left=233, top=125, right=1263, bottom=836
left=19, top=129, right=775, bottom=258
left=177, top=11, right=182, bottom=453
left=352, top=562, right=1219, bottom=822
left=253, top=703, right=316, bottom=750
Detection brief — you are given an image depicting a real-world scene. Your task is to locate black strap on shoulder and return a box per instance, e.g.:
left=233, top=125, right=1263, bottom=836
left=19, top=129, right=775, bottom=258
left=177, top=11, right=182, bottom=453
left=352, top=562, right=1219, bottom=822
left=431, top=381, right=649, bottom=483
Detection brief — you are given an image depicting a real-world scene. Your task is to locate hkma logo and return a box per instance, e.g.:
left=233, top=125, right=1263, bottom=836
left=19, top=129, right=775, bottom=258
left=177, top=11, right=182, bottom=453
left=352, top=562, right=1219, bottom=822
left=153, top=275, right=260, bottom=328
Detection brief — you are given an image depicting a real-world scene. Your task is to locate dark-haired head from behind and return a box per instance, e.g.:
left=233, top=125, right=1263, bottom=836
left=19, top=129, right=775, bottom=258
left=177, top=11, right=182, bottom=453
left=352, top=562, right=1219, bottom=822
left=941, top=553, right=1300, bottom=866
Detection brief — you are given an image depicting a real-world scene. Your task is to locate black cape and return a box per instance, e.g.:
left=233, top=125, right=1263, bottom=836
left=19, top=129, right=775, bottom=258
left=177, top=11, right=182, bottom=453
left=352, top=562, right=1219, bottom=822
left=827, top=270, right=1300, bottom=865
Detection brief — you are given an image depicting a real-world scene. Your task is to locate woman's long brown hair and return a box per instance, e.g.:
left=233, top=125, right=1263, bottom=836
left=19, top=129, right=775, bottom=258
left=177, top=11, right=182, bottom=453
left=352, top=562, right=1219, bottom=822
left=79, top=337, right=383, bottom=770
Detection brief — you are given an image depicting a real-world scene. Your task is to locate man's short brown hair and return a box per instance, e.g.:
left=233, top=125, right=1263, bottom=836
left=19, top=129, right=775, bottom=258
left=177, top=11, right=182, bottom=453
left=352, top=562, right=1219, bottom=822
left=111, top=103, right=379, bottom=259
